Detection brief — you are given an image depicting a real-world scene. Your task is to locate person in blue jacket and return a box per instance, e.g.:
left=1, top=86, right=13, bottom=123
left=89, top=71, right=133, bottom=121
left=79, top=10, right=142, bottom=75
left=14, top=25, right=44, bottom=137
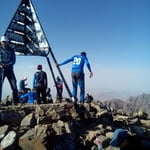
left=20, top=89, right=36, bottom=104
left=57, top=51, right=93, bottom=103
left=0, top=36, right=18, bottom=104
left=110, top=128, right=150, bottom=150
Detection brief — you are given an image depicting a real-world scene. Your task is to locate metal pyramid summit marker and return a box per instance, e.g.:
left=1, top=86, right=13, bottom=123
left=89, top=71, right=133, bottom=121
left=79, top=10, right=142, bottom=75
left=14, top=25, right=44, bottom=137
left=3, top=0, right=72, bottom=98
left=4, top=0, right=50, bottom=56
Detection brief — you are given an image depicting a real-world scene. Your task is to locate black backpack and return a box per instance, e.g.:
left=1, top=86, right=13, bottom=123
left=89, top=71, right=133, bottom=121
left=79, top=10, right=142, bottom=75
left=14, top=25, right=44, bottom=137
left=34, top=71, right=47, bottom=88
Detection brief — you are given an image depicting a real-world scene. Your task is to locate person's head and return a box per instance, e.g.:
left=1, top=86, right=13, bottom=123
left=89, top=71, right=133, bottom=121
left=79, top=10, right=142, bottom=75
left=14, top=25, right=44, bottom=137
left=46, top=88, right=51, bottom=93
left=28, top=89, right=31, bottom=92
left=56, top=76, right=60, bottom=81
left=31, top=88, right=35, bottom=92
left=80, top=51, right=87, bottom=56
left=0, top=36, right=9, bottom=49
left=37, top=64, right=42, bottom=70
left=23, top=77, right=27, bottom=81
left=110, top=128, right=128, bottom=148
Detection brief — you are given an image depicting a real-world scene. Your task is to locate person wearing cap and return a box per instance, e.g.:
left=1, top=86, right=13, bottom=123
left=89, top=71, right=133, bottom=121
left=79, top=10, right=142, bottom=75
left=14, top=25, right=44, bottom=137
left=57, top=51, right=93, bottom=103
left=0, top=35, right=18, bottom=104
left=19, top=77, right=30, bottom=92
left=33, top=64, right=47, bottom=104
left=110, top=128, right=150, bottom=150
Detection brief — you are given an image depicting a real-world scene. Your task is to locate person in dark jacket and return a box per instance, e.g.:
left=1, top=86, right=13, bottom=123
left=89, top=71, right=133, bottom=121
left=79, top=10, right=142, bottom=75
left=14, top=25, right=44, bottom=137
left=110, top=128, right=150, bottom=150
left=33, top=64, right=47, bottom=104
left=0, top=36, right=18, bottom=104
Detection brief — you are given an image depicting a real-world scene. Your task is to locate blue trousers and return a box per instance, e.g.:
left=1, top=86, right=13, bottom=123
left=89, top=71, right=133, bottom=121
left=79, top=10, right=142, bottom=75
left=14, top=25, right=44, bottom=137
left=0, top=68, right=18, bottom=103
left=71, top=72, right=85, bottom=102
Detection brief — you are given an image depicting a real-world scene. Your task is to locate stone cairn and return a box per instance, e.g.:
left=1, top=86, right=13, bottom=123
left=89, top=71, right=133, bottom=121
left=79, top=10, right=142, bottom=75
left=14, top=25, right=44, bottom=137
left=0, top=100, right=149, bottom=150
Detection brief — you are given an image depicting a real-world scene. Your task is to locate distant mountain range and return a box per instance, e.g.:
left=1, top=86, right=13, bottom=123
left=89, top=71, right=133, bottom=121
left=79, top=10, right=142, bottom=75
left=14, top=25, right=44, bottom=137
left=87, top=88, right=148, bottom=101
left=103, top=93, right=150, bottom=114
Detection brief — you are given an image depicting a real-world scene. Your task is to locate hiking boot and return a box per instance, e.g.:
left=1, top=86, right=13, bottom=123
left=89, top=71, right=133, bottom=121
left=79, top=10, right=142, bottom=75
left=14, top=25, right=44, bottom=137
left=79, top=101, right=84, bottom=105
left=71, top=97, right=78, bottom=103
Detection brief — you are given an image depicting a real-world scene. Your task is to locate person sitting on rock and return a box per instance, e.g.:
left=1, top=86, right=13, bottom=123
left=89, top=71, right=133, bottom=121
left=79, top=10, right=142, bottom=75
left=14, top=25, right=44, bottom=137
left=19, top=77, right=30, bottom=93
left=20, top=89, right=36, bottom=104
left=85, top=93, right=93, bottom=103
left=46, top=87, right=53, bottom=103
left=110, top=128, right=150, bottom=150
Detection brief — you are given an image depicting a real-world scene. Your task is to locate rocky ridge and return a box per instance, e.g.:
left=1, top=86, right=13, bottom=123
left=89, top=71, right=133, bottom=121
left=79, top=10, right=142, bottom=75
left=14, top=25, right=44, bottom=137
left=0, top=100, right=149, bottom=150
left=104, top=93, right=150, bottom=114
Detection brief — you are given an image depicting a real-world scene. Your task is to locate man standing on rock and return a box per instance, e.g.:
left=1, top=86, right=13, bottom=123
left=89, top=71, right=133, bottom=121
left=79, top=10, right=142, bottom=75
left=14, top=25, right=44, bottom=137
left=57, top=51, right=93, bottom=103
left=33, top=64, right=47, bottom=104
left=0, top=36, right=18, bottom=105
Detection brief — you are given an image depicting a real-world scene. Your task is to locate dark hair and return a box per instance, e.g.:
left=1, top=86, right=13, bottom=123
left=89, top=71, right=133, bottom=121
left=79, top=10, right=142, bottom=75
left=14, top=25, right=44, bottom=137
left=46, top=88, right=51, bottom=93
left=80, top=51, right=86, bottom=56
left=37, top=64, right=42, bottom=70
left=56, top=76, right=60, bottom=81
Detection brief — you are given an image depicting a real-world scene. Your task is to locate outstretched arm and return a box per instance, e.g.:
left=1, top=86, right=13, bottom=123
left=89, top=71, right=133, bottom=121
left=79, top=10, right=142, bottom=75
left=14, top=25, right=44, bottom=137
left=57, top=57, right=73, bottom=66
left=85, top=58, right=93, bottom=78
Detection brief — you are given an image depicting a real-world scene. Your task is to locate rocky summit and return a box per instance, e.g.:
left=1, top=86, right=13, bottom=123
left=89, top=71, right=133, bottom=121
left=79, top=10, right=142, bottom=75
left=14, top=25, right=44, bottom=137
left=0, top=100, right=149, bottom=150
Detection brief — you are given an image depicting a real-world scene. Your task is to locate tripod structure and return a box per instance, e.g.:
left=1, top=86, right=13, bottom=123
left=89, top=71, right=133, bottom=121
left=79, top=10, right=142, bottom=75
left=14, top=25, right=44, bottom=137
left=3, top=0, right=72, bottom=98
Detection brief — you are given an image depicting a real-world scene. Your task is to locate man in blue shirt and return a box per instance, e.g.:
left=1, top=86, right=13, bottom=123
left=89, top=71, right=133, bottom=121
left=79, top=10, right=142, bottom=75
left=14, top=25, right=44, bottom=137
left=58, top=51, right=93, bottom=103
left=0, top=36, right=18, bottom=105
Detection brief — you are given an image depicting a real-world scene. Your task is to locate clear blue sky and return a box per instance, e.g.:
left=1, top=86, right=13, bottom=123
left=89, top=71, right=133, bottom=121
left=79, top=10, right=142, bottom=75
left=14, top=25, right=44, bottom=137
left=0, top=0, right=150, bottom=100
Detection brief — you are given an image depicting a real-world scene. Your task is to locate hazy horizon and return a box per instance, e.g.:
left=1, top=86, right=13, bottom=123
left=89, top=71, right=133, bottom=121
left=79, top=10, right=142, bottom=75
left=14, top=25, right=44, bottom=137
left=2, top=56, right=149, bottom=101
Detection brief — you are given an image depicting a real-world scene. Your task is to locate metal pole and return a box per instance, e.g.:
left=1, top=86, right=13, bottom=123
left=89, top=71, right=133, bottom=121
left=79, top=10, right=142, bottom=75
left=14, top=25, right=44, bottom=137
left=0, top=68, right=4, bottom=102
left=45, top=56, right=60, bottom=96
left=48, top=48, right=72, bottom=98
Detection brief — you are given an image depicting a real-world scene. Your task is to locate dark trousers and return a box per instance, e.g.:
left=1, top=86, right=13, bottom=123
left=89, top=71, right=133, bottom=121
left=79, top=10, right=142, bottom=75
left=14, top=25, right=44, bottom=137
left=71, top=72, right=85, bottom=102
left=56, top=88, right=63, bottom=99
left=35, top=86, right=46, bottom=104
left=0, top=68, right=18, bottom=103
